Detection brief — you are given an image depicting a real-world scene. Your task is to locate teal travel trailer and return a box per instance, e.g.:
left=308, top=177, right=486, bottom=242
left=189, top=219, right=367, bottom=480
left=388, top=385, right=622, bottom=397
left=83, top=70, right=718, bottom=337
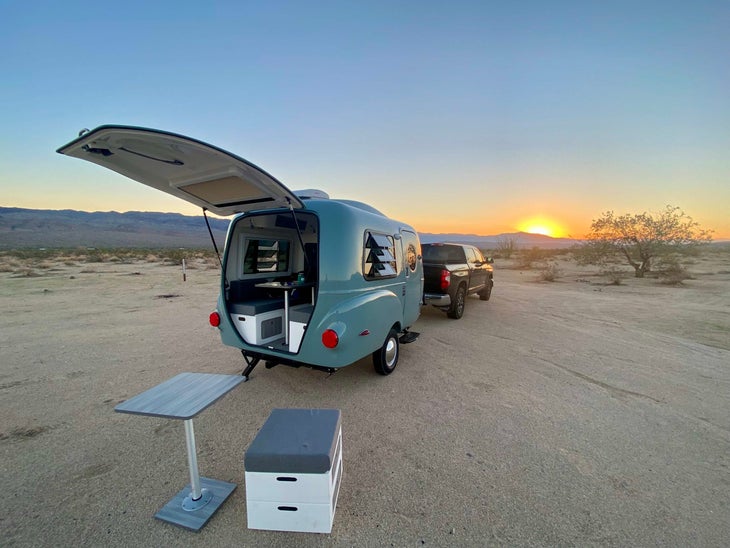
left=57, top=126, right=423, bottom=378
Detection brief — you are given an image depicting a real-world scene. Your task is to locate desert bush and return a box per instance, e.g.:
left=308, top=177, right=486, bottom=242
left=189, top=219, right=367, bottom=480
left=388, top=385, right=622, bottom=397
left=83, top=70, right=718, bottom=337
left=0, top=247, right=220, bottom=265
left=602, top=268, right=625, bottom=285
left=573, top=241, right=614, bottom=267
left=583, top=205, right=712, bottom=278
left=656, top=256, right=692, bottom=285
left=538, top=262, right=560, bottom=282
left=159, top=249, right=187, bottom=263
left=658, top=267, right=691, bottom=285
left=12, top=268, right=41, bottom=277
left=85, top=249, right=106, bottom=263
left=496, top=237, right=518, bottom=259
left=516, top=247, right=546, bottom=269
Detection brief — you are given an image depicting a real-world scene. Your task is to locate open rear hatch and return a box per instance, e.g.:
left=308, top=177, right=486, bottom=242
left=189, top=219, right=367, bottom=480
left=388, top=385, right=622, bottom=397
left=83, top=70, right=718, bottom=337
left=57, top=125, right=303, bottom=216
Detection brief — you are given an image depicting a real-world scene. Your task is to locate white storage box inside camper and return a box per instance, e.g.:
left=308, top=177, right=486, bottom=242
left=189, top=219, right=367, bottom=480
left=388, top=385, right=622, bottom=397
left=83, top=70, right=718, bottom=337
left=229, top=307, right=284, bottom=345
left=244, top=408, right=342, bottom=533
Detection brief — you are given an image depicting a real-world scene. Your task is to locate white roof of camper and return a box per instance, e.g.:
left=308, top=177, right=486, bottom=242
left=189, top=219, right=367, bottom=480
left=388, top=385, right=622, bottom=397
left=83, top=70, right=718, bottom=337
left=293, top=189, right=330, bottom=200
left=293, top=189, right=386, bottom=217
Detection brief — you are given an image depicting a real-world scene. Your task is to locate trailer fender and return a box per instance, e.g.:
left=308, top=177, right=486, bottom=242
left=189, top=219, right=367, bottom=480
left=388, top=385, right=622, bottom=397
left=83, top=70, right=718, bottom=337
left=315, top=289, right=402, bottom=351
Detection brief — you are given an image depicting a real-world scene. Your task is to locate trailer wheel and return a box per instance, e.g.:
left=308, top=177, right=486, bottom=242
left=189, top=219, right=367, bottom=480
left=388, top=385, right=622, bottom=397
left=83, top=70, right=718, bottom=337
left=447, top=284, right=466, bottom=319
left=373, top=328, right=399, bottom=375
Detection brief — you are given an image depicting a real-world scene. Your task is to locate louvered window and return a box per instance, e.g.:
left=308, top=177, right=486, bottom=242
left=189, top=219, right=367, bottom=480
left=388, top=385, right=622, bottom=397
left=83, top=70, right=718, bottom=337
left=364, top=232, right=397, bottom=280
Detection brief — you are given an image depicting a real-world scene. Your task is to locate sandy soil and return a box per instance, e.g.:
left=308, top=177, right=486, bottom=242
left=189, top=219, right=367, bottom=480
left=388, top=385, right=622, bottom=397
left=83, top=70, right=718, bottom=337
left=1, top=253, right=729, bottom=547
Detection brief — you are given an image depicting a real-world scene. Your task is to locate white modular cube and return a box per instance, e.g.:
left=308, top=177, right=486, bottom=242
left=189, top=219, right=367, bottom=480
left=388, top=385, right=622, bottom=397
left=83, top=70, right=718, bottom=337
left=244, top=409, right=342, bottom=533
left=229, top=308, right=284, bottom=345
left=288, top=321, right=306, bottom=352
left=288, top=304, right=313, bottom=352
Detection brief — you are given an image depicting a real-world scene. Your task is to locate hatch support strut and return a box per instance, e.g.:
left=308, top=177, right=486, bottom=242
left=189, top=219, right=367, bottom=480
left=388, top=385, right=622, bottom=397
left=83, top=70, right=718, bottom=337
left=202, top=208, right=222, bottom=268
left=287, top=199, right=309, bottom=274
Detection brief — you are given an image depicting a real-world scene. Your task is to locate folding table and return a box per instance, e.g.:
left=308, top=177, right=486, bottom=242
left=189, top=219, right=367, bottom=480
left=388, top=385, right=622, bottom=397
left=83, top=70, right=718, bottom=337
left=115, top=372, right=245, bottom=531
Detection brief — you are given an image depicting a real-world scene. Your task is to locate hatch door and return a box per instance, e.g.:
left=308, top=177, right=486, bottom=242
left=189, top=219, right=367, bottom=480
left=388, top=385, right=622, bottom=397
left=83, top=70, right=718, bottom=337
left=57, top=125, right=304, bottom=216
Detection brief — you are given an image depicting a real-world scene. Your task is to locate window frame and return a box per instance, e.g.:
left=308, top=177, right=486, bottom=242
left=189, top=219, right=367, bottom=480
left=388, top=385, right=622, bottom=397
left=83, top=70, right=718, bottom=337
left=363, top=230, right=398, bottom=281
left=240, top=236, right=292, bottom=278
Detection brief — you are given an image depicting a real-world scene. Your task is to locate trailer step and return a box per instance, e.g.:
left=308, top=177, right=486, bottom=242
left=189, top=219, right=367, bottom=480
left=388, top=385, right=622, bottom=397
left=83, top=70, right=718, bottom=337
left=399, top=331, right=420, bottom=344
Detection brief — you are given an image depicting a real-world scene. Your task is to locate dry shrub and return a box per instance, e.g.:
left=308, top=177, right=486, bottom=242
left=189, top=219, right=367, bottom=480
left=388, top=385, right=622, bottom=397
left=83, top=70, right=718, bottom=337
left=602, top=268, right=625, bottom=285
left=496, top=237, right=517, bottom=259
left=85, top=250, right=106, bottom=263
left=538, top=262, right=560, bottom=282
left=657, top=261, right=692, bottom=286
left=517, top=247, right=545, bottom=269
left=12, top=268, right=42, bottom=278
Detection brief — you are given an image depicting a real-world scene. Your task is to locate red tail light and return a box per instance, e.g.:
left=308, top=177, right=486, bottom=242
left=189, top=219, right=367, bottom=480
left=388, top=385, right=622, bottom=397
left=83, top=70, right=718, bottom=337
left=440, top=269, right=451, bottom=290
left=209, top=311, right=221, bottom=327
left=322, top=329, right=339, bottom=348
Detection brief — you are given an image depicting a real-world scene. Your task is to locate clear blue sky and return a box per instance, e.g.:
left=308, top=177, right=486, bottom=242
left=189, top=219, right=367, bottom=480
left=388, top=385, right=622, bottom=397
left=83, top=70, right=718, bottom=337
left=1, top=0, right=728, bottom=237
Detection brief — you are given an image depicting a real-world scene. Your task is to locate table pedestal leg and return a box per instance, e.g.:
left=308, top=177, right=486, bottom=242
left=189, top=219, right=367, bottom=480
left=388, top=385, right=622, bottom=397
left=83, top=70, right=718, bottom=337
left=182, top=419, right=213, bottom=510
left=284, top=290, right=290, bottom=344
left=154, top=419, right=237, bottom=531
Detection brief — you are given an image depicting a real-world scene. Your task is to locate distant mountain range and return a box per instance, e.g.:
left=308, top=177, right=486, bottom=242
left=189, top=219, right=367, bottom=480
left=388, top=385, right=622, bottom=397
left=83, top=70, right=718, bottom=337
left=418, top=232, right=579, bottom=248
left=0, top=207, right=579, bottom=249
left=0, top=207, right=229, bottom=249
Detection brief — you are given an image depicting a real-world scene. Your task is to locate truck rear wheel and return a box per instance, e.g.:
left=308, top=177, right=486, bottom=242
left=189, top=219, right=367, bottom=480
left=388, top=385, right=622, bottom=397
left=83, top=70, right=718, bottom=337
left=373, top=328, right=399, bottom=375
left=447, top=285, right=466, bottom=319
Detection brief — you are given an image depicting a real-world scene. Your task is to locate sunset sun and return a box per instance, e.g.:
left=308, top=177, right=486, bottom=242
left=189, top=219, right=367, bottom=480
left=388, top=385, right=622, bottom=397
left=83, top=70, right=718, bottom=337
left=524, top=225, right=552, bottom=236
left=517, top=218, right=566, bottom=238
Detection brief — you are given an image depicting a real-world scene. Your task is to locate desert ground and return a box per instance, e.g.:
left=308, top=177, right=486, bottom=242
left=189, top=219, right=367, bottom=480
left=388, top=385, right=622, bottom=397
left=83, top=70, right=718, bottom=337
left=1, top=249, right=729, bottom=547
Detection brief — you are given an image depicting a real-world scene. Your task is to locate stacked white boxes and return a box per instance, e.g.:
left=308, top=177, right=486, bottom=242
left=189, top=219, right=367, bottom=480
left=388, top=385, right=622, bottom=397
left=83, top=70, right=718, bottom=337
left=244, top=409, right=342, bottom=533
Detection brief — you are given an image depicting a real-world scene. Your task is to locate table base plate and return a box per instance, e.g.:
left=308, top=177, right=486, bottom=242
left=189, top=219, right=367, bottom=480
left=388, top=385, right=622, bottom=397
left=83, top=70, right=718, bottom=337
left=155, top=477, right=237, bottom=531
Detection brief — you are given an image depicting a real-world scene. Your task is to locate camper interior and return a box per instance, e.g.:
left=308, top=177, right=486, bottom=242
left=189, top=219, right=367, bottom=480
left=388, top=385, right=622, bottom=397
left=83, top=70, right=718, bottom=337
left=224, top=210, right=319, bottom=354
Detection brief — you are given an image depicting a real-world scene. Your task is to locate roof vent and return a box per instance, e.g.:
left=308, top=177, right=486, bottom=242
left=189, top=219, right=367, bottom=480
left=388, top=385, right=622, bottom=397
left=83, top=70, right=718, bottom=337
left=293, top=189, right=330, bottom=200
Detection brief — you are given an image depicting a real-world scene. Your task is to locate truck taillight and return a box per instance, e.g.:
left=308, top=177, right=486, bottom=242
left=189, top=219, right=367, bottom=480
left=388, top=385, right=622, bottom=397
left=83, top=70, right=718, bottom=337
left=440, top=269, right=450, bottom=290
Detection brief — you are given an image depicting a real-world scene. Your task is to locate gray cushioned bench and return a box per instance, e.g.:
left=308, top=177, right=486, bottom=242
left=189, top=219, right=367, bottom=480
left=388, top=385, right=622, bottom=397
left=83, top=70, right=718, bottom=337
left=245, top=408, right=341, bottom=473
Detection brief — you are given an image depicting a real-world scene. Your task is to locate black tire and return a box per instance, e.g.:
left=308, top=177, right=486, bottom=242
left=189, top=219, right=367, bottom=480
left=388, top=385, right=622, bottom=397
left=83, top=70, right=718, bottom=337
left=479, top=278, right=493, bottom=301
left=447, top=285, right=466, bottom=319
left=373, top=328, right=399, bottom=375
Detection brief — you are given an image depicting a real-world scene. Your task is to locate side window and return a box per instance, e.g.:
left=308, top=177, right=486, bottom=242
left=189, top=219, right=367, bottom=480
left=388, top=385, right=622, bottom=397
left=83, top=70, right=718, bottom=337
left=465, top=247, right=478, bottom=264
left=364, top=231, right=397, bottom=280
left=243, top=238, right=290, bottom=274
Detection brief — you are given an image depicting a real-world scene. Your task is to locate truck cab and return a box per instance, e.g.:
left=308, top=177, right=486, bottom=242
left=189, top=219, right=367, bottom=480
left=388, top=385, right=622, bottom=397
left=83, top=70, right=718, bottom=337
left=58, top=125, right=423, bottom=377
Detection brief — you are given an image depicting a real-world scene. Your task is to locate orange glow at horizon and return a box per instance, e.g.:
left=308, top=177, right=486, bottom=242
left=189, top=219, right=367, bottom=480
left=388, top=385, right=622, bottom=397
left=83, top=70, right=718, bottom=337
left=516, top=217, right=568, bottom=238
left=406, top=213, right=577, bottom=239
left=523, top=225, right=552, bottom=236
